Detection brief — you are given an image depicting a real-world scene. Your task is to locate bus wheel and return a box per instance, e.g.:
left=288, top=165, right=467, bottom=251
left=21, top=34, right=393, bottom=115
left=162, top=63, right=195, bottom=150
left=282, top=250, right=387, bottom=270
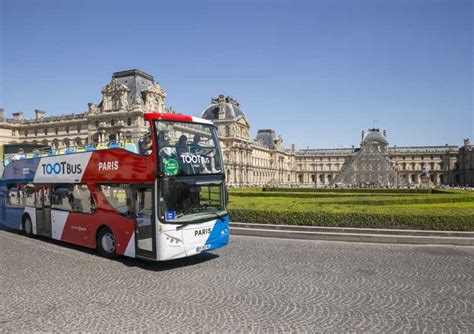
left=97, top=228, right=117, bottom=258
left=23, top=216, right=33, bottom=237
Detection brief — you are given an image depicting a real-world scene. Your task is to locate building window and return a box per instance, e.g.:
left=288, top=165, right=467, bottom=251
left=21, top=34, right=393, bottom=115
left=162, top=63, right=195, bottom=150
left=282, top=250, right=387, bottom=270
left=11, top=130, right=15, bottom=136
left=66, top=127, right=69, bottom=134
left=44, top=129, right=48, bottom=135
left=225, top=126, right=230, bottom=137
left=127, top=118, right=132, bottom=126
left=77, top=126, right=81, bottom=133
left=34, top=130, right=38, bottom=137
left=95, top=121, right=99, bottom=128
left=25, top=130, right=28, bottom=137
left=55, top=128, right=58, bottom=135
left=111, top=119, right=115, bottom=126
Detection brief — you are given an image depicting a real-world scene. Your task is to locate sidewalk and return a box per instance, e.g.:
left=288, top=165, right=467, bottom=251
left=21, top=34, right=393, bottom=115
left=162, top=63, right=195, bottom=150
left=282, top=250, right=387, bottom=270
left=230, top=222, right=474, bottom=246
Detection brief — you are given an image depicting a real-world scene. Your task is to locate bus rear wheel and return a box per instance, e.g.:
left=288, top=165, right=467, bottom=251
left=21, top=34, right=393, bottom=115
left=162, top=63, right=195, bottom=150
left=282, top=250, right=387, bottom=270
left=23, top=216, right=33, bottom=237
left=97, top=228, right=117, bottom=258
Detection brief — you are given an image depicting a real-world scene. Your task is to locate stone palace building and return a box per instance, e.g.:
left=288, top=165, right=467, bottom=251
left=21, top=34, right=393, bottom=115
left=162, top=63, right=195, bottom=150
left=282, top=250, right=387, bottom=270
left=0, top=69, right=472, bottom=187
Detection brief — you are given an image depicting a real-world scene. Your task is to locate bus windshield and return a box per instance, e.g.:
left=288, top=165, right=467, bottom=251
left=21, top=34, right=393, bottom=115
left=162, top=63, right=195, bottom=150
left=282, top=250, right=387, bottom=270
left=155, top=120, right=223, bottom=177
left=159, top=179, right=225, bottom=224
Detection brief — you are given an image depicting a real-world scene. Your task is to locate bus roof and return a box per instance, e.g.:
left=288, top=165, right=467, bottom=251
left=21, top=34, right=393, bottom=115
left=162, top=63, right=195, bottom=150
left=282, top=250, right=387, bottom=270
left=144, top=112, right=213, bottom=126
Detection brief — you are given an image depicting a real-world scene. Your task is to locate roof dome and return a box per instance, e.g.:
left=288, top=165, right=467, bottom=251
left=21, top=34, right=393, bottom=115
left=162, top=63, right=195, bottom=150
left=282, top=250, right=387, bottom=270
left=201, top=95, right=247, bottom=120
left=361, top=128, right=388, bottom=146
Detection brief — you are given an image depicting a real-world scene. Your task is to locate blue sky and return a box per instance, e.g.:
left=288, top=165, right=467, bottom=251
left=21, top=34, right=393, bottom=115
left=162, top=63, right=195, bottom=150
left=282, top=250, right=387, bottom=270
left=0, top=0, right=472, bottom=149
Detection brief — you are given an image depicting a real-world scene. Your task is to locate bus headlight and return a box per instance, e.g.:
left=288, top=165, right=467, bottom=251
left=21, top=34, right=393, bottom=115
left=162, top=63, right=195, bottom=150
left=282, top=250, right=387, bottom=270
left=164, top=234, right=182, bottom=246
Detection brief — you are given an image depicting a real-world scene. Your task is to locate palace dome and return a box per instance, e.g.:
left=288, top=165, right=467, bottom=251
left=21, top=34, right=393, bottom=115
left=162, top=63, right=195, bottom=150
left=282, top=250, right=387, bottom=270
left=201, top=95, right=247, bottom=120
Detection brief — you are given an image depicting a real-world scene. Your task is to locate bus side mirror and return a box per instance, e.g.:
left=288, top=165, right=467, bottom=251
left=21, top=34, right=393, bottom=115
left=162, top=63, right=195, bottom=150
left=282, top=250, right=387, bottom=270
left=162, top=177, right=170, bottom=197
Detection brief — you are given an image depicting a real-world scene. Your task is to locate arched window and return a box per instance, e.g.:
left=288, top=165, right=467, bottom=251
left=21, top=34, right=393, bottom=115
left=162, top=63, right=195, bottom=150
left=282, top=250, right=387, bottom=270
left=127, top=118, right=132, bottom=126
left=112, top=94, right=120, bottom=110
left=111, top=119, right=115, bottom=126
left=34, top=130, right=38, bottom=137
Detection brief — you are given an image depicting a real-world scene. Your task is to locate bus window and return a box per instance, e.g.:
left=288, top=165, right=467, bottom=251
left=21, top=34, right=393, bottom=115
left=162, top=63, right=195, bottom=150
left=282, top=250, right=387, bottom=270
left=6, top=186, right=19, bottom=206
left=51, top=185, right=93, bottom=214
left=99, top=185, right=132, bottom=216
left=20, top=184, right=35, bottom=207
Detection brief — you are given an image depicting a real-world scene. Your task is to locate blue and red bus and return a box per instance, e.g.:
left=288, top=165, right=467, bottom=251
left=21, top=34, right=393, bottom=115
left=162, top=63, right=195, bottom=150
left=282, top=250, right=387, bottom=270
left=0, top=113, right=229, bottom=261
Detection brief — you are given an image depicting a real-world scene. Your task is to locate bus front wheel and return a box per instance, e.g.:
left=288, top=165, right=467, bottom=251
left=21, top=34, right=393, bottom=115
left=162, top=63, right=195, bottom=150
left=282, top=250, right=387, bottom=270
left=97, top=227, right=117, bottom=258
left=23, top=216, right=33, bottom=237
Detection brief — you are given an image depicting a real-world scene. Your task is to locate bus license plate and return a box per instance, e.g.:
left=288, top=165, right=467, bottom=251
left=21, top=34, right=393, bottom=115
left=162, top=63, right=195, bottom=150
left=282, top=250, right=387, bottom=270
left=197, top=244, right=211, bottom=252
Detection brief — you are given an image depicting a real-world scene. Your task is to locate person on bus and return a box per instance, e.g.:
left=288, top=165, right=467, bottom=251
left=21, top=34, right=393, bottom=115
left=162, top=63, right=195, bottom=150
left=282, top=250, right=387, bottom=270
left=176, top=135, right=188, bottom=156
left=190, top=134, right=210, bottom=173
left=139, top=133, right=153, bottom=155
left=157, top=131, right=169, bottom=148
left=176, top=135, right=193, bottom=174
left=12, top=148, right=25, bottom=161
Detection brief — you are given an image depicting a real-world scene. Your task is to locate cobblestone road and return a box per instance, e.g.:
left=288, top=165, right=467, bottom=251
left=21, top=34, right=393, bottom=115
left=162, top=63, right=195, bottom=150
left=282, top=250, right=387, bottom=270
left=0, top=229, right=473, bottom=332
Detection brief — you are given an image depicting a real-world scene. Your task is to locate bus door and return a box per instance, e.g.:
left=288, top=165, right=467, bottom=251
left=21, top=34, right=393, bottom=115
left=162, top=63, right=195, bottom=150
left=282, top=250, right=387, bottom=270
left=35, top=186, right=52, bottom=237
left=134, top=185, right=156, bottom=259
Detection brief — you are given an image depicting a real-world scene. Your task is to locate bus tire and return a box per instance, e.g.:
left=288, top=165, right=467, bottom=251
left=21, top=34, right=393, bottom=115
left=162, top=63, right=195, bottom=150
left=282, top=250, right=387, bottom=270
left=22, top=215, right=33, bottom=237
left=96, top=227, right=117, bottom=258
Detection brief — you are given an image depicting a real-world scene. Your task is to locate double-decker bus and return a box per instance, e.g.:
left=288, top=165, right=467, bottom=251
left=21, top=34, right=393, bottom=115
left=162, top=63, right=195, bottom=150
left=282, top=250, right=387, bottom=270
left=0, top=113, right=229, bottom=261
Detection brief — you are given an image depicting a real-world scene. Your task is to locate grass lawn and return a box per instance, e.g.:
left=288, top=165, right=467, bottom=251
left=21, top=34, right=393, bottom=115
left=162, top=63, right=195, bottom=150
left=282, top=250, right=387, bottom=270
left=227, top=188, right=474, bottom=231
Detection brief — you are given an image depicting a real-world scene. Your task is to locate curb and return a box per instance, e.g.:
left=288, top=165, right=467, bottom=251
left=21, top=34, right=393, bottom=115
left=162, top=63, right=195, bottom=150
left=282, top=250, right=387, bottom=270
left=230, top=223, right=474, bottom=246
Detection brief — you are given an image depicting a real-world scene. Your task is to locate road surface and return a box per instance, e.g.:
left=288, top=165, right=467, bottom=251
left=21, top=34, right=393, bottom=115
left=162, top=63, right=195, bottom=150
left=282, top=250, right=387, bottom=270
left=0, top=229, right=472, bottom=332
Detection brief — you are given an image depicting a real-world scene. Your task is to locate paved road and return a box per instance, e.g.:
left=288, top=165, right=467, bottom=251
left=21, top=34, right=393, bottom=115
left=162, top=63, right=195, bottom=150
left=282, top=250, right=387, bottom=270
left=0, top=229, right=473, bottom=332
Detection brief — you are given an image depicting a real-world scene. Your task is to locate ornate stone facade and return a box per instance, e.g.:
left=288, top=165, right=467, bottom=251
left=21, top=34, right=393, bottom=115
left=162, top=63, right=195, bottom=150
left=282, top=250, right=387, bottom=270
left=201, top=96, right=473, bottom=187
left=0, top=69, right=167, bottom=149
left=0, top=69, right=472, bottom=187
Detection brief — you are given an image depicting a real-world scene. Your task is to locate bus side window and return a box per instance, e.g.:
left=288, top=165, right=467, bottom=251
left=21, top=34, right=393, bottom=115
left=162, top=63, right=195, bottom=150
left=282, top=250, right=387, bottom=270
left=51, top=185, right=93, bottom=214
left=23, top=184, right=35, bottom=207
left=6, top=186, right=19, bottom=206
left=99, top=185, right=132, bottom=217
left=52, top=186, right=73, bottom=211
left=71, top=185, right=93, bottom=214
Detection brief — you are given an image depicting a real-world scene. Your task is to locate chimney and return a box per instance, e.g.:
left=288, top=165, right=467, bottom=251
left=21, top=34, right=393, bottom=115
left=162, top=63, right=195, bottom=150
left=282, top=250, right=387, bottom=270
left=291, top=144, right=295, bottom=152
left=383, top=130, right=387, bottom=138
left=361, top=130, right=365, bottom=141
left=35, top=109, right=46, bottom=120
left=12, top=112, right=23, bottom=121
left=0, top=108, right=4, bottom=120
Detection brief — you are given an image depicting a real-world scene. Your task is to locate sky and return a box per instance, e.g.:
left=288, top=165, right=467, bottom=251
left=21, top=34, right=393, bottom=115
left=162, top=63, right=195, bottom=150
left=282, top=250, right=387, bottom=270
left=0, top=0, right=472, bottom=149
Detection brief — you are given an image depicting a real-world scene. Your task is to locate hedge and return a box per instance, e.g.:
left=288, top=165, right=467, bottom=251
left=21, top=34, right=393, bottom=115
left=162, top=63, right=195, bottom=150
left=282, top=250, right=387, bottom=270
left=228, top=209, right=474, bottom=231
left=262, top=187, right=440, bottom=194
left=229, top=192, right=474, bottom=206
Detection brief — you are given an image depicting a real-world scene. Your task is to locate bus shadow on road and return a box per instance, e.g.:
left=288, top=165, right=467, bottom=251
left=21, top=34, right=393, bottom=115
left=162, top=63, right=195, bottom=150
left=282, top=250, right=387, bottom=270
left=119, top=252, right=220, bottom=271
left=1, top=227, right=220, bottom=271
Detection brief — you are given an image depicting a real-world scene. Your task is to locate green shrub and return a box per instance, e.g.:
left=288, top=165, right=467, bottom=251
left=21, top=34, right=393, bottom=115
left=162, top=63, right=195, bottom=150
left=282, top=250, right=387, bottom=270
left=262, top=187, right=437, bottom=194
left=227, top=190, right=474, bottom=231
left=228, top=208, right=474, bottom=231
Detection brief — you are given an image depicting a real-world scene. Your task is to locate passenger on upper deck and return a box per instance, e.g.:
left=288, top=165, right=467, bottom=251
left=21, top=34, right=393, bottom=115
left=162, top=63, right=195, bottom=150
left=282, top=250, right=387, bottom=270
left=139, top=133, right=153, bottom=155
left=12, top=148, right=25, bottom=161
left=157, top=131, right=169, bottom=148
